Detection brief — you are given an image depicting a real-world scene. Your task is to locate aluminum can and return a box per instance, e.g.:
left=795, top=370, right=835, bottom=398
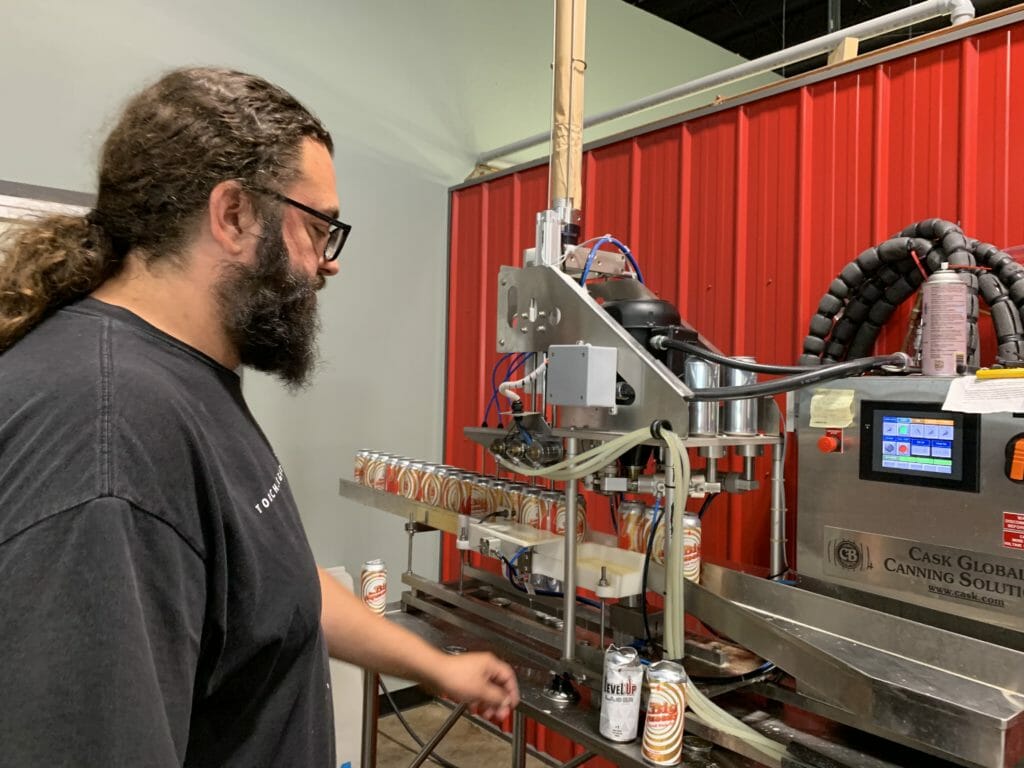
left=421, top=465, right=444, bottom=507
left=457, top=472, right=477, bottom=515
left=353, top=449, right=371, bottom=484
left=642, top=661, right=687, bottom=765
left=360, top=558, right=388, bottom=615
left=488, top=479, right=513, bottom=517
left=551, top=490, right=587, bottom=542
left=469, top=475, right=492, bottom=516
left=617, top=500, right=645, bottom=551
left=600, top=645, right=644, bottom=742
left=649, top=506, right=666, bottom=565
left=385, top=457, right=405, bottom=494
left=505, top=483, right=527, bottom=520
left=921, top=268, right=969, bottom=376
left=683, top=513, right=702, bottom=583
left=520, top=488, right=547, bottom=529
left=367, top=452, right=388, bottom=491
left=684, top=358, right=720, bottom=436
left=398, top=461, right=424, bottom=501
left=361, top=452, right=375, bottom=488
left=722, top=359, right=758, bottom=436
left=438, top=473, right=462, bottom=514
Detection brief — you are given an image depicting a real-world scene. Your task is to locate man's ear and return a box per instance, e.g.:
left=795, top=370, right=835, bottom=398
left=208, top=180, right=261, bottom=255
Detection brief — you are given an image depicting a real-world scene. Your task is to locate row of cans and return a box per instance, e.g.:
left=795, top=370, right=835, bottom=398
left=354, top=450, right=587, bottom=542
left=618, top=501, right=702, bottom=582
left=601, top=645, right=688, bottom=765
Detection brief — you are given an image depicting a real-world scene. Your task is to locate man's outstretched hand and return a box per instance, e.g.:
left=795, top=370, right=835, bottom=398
left=426, top=652, right=520, bottom=721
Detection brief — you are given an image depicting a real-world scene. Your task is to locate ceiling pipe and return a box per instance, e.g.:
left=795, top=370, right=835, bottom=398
left=480, top=0, right=976, bottom=165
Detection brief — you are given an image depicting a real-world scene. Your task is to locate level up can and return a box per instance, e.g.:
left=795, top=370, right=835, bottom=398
left=600, top=645, right=644, bottom=742
left=361, top=559, right=388, bottom=616
left=642, top=661, right=687, bottom=765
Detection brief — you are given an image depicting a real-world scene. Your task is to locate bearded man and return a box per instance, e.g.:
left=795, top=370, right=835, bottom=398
left=0, top=67, right=517, bottom=767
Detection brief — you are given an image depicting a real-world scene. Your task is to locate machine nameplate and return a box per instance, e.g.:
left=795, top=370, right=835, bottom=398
left=823, top=526, right=1024, bottom=614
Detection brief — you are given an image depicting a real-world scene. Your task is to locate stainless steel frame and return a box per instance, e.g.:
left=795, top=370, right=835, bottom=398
left=495, top=264, right=694, bottom=432
left=796, top=377, right=1024, bottom=633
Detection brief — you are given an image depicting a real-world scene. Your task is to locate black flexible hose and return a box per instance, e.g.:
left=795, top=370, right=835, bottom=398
left=641, top=504, right=665, bottom=644
left=698, top=492, right=720, bottom=520
left=800, top=219, right=1024, bottom=367
left=686, top=353, right=908, bottom=401
left=657, top=338, right=816, bottom=375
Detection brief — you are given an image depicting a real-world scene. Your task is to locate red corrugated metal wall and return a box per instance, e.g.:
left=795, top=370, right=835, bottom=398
left=444, top=18, right=1024, bottom=765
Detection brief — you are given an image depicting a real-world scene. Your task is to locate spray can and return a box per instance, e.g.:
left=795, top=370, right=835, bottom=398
left=642, top=661, right=687, bottom=765
left=360, top=559, right=388, bottom=615
left=921, top=267, right=969, bottom=376
left=600, top=645, right=644, bottom=742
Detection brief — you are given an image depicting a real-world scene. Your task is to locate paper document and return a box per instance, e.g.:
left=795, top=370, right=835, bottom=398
left=942, top=376, right=1024, bottom=413
left=809, top=388, right=856, bottom=428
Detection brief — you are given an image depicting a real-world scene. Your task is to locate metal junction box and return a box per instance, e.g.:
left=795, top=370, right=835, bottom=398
left=797, top=376, right=1024, bottom=633
left=546, top=344, right=617, bottom=408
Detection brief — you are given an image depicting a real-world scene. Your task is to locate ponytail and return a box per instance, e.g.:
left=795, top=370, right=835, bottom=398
left=0, top=214, right=118, bottom=352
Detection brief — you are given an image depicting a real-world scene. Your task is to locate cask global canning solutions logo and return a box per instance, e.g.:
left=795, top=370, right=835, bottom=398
left=828, top=537, right=873, bottom=572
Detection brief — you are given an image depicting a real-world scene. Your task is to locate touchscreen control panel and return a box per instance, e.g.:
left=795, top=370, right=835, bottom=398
left=859, top=401, right=980, bottom=492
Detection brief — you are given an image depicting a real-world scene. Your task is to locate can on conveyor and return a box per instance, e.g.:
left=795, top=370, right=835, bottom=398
left=642, top=660, right=687, bottom=765
left=600, top=645, right=644, bottom=742
left=353, top=449, right=370, bottom=484
left=683, top=513, right=702, bottom=583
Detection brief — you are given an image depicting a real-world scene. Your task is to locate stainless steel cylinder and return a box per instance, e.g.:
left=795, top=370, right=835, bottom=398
left=723, top=358, right=758, bottom=436
left=684, top=358, right=720, bottom=436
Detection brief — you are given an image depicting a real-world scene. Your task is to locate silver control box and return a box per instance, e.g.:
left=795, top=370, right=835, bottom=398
left=546, top=344, right=618, bottom=408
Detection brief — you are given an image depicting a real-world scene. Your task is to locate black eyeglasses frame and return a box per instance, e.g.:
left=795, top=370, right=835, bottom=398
left=258, top=189, right=351, bottom=262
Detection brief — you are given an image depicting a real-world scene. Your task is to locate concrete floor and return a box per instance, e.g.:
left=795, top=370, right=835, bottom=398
left=377, top=702, right=550, bottom=768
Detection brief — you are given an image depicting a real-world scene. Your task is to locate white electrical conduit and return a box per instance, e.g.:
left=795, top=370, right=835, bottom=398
left=496, top=427, right=787, bottom=765
left=499, top=359, right=550, bottom=403
left=478, top=0, right=975, bottom=164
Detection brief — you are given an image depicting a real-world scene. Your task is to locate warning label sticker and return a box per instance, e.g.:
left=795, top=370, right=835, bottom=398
left=1004, top=513, right=1024, bottom=550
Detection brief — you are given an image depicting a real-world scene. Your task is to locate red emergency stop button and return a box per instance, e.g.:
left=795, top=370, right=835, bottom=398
left=818, top=435, right=841, bottom=453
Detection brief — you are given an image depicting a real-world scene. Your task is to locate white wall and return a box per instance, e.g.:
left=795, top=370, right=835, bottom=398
left=0, top=0, right=774, bottom=591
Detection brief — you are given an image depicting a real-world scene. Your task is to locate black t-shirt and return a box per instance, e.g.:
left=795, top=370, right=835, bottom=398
left=0, top=298, right=333, bottom=767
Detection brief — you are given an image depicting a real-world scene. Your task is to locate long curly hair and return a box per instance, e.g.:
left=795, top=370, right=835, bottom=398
left=0, top=67, right=332, bottom=352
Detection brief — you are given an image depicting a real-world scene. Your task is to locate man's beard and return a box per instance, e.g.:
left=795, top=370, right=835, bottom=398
left=217, top=219, right=323, bottom=388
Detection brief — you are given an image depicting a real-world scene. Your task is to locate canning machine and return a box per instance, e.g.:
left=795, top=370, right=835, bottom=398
left=339, top=3, right=1024, bottom=766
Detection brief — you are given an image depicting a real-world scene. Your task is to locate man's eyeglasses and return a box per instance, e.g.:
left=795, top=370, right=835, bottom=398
left=260, top=190, right=351, bottom=262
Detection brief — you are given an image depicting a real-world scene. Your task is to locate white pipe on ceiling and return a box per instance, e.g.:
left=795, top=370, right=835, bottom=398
left=479, top=0, right=976, bottom=165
